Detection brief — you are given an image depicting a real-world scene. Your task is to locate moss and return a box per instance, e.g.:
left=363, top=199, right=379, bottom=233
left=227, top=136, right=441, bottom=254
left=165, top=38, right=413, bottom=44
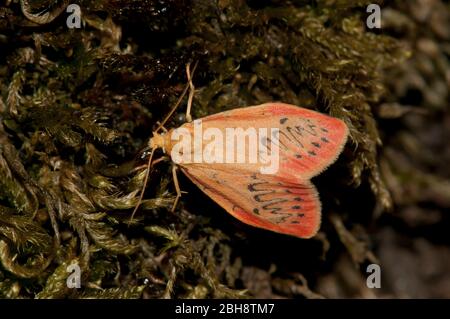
left=0, top=0, right=420, bottom=298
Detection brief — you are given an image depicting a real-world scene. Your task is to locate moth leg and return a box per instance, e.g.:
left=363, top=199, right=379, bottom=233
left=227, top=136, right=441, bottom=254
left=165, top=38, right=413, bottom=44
left=171, top=165, right=182, bottom=212
left=155, top=61, right=198, bottom=132
left=151, top=156, right=170, bottom=166
left=185, top=62, right=196, bottom=123
left=132, top=164, right=149, bottom=172
left=132, top=156, right=169, bottom=172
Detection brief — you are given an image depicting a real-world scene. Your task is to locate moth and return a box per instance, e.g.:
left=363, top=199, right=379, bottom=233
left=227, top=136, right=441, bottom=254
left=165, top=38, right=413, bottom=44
left=145, top=103, right=348, bottom=238
left=132, top=66, right=348, bottom=239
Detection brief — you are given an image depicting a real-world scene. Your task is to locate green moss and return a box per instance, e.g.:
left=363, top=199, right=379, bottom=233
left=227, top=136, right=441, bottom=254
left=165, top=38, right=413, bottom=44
left=0, top=0, right=409, bottom=298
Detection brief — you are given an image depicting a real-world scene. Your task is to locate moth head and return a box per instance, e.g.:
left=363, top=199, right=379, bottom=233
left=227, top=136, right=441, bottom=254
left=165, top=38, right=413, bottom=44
left=149, top=130, right=175, bottom=154
left=149, top=132, right=165, bottom=151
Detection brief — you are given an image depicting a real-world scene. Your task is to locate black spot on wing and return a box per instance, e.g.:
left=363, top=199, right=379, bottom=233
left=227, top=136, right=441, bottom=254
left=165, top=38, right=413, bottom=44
left=280, top=118, right=288, bottom=124
left=274, top=216, right=289, bottom=223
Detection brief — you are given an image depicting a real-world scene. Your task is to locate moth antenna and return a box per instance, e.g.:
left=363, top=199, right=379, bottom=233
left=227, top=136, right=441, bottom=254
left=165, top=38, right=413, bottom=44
left=185, top=61, right=198, bottom=123
left=129, top=147, right=155, bottom=225
left=156, top=121, right=168, bottom=133
left=156, top=61, right=199, bottom=133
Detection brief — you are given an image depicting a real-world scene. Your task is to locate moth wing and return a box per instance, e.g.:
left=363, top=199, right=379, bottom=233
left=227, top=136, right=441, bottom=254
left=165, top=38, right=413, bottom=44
left=197, top=103, right=349, bottom=180
left=179, top=164, right=321, bottom=238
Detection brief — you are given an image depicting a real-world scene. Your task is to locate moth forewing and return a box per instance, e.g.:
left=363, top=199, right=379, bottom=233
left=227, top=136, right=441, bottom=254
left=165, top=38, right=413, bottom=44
left=144, top=103, right=348, bottom=239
